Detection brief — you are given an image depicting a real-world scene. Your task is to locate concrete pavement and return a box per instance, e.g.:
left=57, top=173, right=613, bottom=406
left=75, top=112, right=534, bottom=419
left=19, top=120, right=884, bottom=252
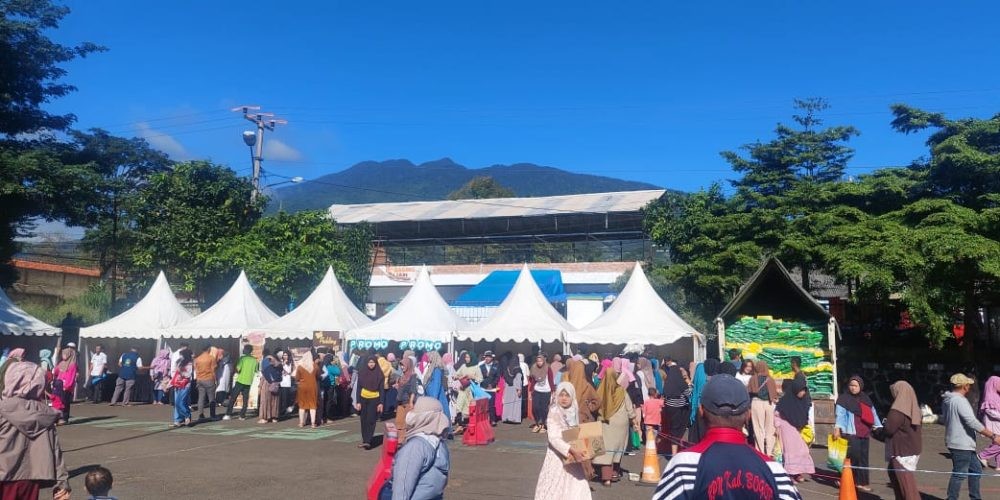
left=48, top=403, right=1000, bottom=499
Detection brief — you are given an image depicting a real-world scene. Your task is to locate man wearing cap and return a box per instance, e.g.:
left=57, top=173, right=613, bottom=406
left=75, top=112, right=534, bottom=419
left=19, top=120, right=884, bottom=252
left=942, top=373, right=1000, bottom=500
left=653, top=374, right=801, bottom=500
left=479, top=351, right=500, bottom=426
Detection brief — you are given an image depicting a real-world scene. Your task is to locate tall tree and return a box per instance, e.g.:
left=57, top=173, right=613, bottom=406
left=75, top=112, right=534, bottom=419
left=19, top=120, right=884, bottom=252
left=447, top=176, right=515, bottom=200
left=66, top=129, right=173, bottom=307
left=216, top=211, right=373, bottom=311
left=130, top=161, right=263, bottom=304
left=0, top=0, right=104, bottom=286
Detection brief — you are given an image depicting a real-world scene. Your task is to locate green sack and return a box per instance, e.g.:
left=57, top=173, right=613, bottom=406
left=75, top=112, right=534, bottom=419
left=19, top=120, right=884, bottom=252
left=630, top=428, right=641, bottom=449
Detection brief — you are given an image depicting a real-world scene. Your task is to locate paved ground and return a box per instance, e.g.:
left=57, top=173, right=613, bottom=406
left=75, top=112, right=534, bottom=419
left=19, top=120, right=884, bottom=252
left=49, top=403, right=1000, bottom=499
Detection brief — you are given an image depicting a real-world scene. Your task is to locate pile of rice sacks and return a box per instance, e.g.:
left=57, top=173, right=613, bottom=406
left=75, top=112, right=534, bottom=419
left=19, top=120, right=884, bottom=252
left=725, top=316, right=834, bottom=396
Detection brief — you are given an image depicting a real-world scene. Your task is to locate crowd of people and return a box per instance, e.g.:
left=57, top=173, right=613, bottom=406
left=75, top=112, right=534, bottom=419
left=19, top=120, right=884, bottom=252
left=3, top=341, right=1000, bottom=499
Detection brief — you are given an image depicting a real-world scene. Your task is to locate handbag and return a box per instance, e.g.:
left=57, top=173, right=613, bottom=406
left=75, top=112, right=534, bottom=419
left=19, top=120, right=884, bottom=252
left=170, top=371, right=190, bottom=390
left=470, top=380, right=489, bottom=400
left=268, top=381, right=280, bottom=395
left=459, top=375, right=471, bottom=389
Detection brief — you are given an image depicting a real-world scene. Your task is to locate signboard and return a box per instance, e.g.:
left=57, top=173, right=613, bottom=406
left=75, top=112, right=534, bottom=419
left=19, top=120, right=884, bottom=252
left=312, top=330, right=342, bottom=351
left=347, top=339, right=445, bottom=352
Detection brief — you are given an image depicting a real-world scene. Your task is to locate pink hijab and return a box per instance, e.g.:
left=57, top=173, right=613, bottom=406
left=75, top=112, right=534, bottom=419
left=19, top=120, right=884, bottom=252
left=3, top=361, right=46, bottom=400
left=982, top=376, right=1000, bottom=412
left=612, top=357, right=635, bottom=389
left=598, top=358, right=613, bottom=379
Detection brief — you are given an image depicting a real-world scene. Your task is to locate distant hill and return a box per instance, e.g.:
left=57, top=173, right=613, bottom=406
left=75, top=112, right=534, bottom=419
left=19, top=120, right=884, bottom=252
left=268, top=158, right=663, bottom=212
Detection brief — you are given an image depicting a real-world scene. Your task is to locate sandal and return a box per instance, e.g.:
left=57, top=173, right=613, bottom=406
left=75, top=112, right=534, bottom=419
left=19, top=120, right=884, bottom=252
left=257, top=419, right=267, bottom=424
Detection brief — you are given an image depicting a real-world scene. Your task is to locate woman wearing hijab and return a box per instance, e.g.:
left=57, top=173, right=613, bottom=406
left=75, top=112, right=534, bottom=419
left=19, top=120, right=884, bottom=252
left=566, top=359, right=599, bottom=422
left=0, top=362, right=71, bottom=499
left=662, top=364, right=691, bottom=455
left=636, top=357, right=655, bottom=404
left=748, top=360, right=778, bottom=456
left=453, top=351, right=482, bottom=434
left=533, top=381, right=592, bottom=500
left=883, top=380, right=922, bottom=500
left=422, top=352, right=452, bottom=432
left=171, top=349, right=194, bottom=427
left=529, top=354, right=554, bottom=433
left=774, top=377, right=815, bottom=482
left=390, top=396, right=451, bottom=499
left=321, top=354, right=341, bottom=420
left=256, top=354, right=281, bottom=424
left=834, top=375, right=882, bottom=492
left=686, top=363, right=709, bottom=444
left=295, top=351, right=320, bottom=428
left=500, top=356, right=523, bottom=424
left=0, top=348, right=25, bottom=398
left=355, top=356, right=385, bottom=449
left=650, top=358, right=664, bottom=396
left=978, top=375, right=1000, bottom=470
left=395, top=357, right=420, bottom=441
left=51, top=347, right=77, bottom=425
left=149, top=349, right=171, bottom=405
left=549, top=354, right=564, bottom=386
left=592, top=365, right=639, bottom=486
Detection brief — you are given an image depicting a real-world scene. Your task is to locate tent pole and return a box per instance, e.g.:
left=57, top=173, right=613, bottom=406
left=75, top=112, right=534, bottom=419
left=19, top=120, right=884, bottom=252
left=828, top=318, right=839, bottom=397
left=715, top=318, right=726, bottom=360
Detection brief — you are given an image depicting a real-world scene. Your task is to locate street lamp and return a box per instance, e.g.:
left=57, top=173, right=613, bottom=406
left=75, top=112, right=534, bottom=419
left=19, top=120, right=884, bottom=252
left=264, top=176, right=304, bottom=188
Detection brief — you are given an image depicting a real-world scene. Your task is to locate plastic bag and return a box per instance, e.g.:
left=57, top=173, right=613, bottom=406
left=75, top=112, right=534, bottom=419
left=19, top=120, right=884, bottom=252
left=827, top=435, right=848, bottom=472
left=800, top=425, right=814, bottom=445
left=630, top=428, right=641, bottom=449
left=470, top=380, right=490, bottom=400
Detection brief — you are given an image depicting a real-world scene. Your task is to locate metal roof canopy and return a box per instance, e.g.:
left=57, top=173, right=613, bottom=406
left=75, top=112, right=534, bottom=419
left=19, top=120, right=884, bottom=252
left=717, top=257, right=831, bottom=324
left=328, top=190, right=664, bottom=242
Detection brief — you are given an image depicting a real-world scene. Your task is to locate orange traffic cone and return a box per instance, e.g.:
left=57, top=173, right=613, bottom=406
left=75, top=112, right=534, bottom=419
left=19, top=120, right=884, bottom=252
left=638, top=427, right=661, bottom=485
left=838, top=458, right=858, bottom=500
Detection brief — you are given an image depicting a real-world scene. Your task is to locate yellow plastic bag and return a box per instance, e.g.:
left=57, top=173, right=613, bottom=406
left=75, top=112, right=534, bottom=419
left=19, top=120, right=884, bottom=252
left=800, top=425, right=814, bottom=445
left=827, top=435, right=848, bottom=472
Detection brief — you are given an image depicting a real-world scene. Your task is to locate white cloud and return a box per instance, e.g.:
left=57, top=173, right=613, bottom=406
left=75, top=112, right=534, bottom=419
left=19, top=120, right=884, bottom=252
left=135, top=122, right=191, bottom=160
left=265, top=138, right=304, bottom=161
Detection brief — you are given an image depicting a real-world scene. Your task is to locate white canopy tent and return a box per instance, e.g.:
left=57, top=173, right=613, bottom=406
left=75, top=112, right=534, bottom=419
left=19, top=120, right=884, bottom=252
left=255, top=266, right=372, bottom=340
left=346, top=266, right=468, bottom=349
left=80, top=271, right=192, bottom=340
left=166, top=270, right=278, bottom=339
left=567, top=262, right=705, bottom=361
left=457, top=264, right=573, bottom=344
left=0, top=287, right=61, bottom=337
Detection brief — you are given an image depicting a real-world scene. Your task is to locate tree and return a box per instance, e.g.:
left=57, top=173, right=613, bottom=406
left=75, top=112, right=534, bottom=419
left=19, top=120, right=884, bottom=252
left=447, top=176, right=515, bottom=200
left=722, top=98, right=860, bottom=288
left=129, top=161, right=263, bottom=304
left=217, top=211, right=374, bottom=311
left=66, top=129, right=173, bottom=307
left=0, top=0, right=104, bottom=286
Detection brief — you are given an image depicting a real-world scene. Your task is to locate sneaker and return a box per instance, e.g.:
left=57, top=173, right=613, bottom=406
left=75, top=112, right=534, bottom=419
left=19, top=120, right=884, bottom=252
left=239, top=416, right=246, bottom=421
left=222, top=415, right=231, bottom=421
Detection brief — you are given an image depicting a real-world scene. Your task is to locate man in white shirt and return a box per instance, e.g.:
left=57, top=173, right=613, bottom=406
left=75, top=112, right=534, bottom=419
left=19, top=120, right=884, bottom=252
left=88, top=345, right=109, bottom=403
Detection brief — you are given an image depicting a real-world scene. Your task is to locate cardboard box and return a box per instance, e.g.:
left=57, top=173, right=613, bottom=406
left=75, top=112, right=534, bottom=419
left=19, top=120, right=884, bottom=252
left=562, top=421, right=605, bottom=463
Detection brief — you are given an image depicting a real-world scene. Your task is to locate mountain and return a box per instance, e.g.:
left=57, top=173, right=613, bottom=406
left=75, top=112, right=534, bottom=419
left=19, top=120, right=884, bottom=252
left=268, top=158, right=662, bottom=212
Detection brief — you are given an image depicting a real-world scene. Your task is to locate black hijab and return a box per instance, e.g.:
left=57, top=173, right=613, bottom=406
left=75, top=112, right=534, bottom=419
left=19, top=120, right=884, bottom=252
left=703, top=358, right=721, bottom=377
left=502, top=356, right=521, bottom=385
left=836, top=374, right=873, bottom=416
left=358, top=356, right=383, bottom=392
left=776, top=377, right=811, bottom=429
left=663, top=364, right=686, bottom=399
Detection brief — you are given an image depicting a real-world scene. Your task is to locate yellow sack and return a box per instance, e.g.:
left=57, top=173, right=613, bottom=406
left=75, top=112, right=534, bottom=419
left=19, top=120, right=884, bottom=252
left=827, top=435, right=848, bottom=472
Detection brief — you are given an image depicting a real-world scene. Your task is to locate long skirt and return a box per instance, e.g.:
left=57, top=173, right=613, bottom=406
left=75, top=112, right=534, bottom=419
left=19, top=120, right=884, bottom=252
left=258, top=380, right=279, bottom=421
left=888, top=458, right=920, bottom=500
left=979, top=442, right=1000, bottom=468
left=593, top=405, right=630, bottom=466
left=502, top=384, right=522, bottom=423
left=774, top=415, right=814, bottom=476
left=664, top=405, right=689, bottom=445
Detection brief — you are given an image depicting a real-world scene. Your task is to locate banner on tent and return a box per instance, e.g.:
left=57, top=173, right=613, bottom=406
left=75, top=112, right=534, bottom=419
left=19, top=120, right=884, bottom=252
left=312, top=331, right=342, bottom=351
left=347, top=339, right=445, bottom=352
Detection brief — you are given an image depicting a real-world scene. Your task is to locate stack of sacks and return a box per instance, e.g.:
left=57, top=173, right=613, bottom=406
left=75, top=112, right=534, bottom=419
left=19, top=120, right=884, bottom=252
left=725, top=316, right=833, bottom=396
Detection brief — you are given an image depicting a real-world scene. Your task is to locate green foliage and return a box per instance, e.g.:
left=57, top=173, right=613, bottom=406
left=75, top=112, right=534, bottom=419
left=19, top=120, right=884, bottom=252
left=447, top=175, right=516, bottom=200
left=129, top=161, right=263, bottom=302
left=19, top=283, right=111, bottom=326
left=217, top=211, right=372, bottom=311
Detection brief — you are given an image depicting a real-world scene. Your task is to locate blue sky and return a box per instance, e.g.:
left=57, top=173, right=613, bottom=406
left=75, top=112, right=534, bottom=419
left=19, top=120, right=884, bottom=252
left=43, top=1, right=1000, bottom=199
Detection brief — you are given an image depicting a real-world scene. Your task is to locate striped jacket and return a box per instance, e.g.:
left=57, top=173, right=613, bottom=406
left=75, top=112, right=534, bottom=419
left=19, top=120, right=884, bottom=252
left=653, top=427, right=802, bottom=500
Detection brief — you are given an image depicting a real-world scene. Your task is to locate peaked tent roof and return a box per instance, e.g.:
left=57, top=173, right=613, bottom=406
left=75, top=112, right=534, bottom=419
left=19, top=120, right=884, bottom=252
left=80, top=271, right=192, bottom=339
left=166, top=270, right=278, bottom=339
left=457, top=265, right=574, bottom=343
left=0, top=288, right=60, bottom=336
left=567, top=262, right=699, bottom=346
left=452, top=269, right=566, bottom=306
left=255, top=267, right=372, bottom=340
left=717, top=257, right=831, bottom=324
left=346, top=266, right=469, bottom=343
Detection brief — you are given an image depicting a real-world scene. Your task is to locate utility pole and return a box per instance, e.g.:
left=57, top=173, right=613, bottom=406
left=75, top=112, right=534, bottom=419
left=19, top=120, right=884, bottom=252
left=232, top=105, right=286, bottom=202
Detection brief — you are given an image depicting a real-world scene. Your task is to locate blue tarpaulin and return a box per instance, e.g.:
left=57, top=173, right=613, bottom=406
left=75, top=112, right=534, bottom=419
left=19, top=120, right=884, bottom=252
left=452, top=270, right=566, bottom=306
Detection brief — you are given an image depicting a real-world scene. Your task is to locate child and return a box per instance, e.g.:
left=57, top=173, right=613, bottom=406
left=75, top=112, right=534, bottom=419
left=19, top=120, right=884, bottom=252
left=85, top=466, right=117, bottom=500
left=641, top=387, right=664, bottom=443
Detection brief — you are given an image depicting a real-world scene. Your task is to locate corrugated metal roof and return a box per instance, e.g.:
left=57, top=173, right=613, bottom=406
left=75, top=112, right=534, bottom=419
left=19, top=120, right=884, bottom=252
left=328, top=190, right=665, bottom=224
